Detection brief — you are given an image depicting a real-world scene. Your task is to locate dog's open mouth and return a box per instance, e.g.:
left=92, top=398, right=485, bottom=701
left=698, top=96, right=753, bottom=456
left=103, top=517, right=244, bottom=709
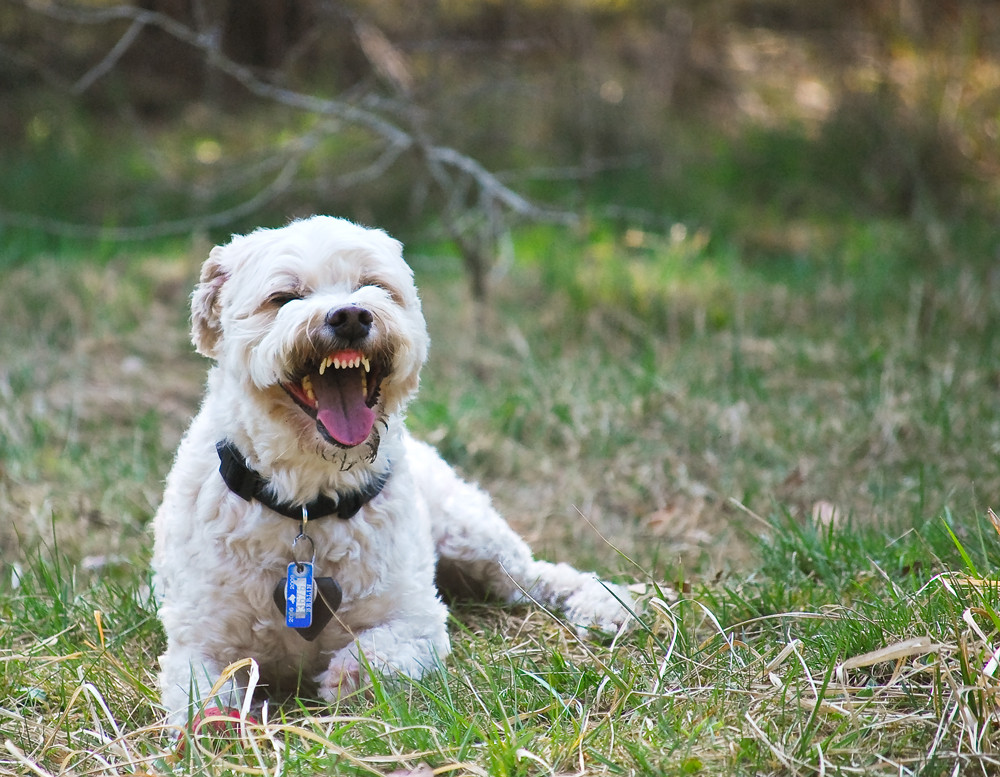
left=280, top=348, right=385, bottom=447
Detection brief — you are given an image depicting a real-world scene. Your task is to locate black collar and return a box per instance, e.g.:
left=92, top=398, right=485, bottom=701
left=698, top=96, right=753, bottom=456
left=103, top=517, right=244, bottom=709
left=215, top=440, right=388, bottom=521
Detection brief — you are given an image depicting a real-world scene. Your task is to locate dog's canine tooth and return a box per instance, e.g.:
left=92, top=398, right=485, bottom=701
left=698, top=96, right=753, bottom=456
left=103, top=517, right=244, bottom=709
left=362, top=356, right=370, bottom=373
left=319, top=357, right=327, bottom=376
left=301, top=375, right=316, bottom=403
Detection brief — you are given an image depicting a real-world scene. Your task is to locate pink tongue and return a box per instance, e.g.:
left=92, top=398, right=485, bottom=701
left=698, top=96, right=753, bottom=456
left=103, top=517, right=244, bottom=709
left=312, top=368, right=375, bottom=447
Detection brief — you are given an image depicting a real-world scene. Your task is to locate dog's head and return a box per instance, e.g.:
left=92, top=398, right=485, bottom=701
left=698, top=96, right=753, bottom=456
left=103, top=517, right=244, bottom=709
left=191, top=216, right=428, bottom=452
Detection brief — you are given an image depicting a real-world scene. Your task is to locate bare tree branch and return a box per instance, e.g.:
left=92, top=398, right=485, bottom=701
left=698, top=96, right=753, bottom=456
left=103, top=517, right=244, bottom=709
left=18, top=0, right=412, bottom=143
left=71, top=17, right=144, bottom=94
left=331, top=138, right=413, bottom=190
left=7, top=0, right=582, bottom=297
left=427, top=146, right=578, bottom=226
left=0, top=153, right=303, bottom=241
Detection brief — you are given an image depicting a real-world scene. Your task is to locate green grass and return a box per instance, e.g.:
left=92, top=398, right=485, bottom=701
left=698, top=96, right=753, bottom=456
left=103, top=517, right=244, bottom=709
left=3, top=205, right=1000, bottom=775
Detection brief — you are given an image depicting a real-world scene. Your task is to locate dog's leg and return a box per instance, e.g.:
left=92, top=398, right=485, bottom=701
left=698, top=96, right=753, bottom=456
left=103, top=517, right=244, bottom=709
left=405, top=435, right=634, bottom=636
left=316, top=607, right=451, bottom=700
left=159, top=645, right=246, bottom=727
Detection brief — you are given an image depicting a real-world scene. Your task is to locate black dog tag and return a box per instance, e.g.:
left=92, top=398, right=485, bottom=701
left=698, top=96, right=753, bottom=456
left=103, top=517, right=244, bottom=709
left=272, top=575, right=342, bottom=641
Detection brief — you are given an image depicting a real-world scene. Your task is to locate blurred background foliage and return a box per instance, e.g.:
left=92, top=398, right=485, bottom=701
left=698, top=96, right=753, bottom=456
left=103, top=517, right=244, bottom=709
left=2, top=0, right=999, bottom=282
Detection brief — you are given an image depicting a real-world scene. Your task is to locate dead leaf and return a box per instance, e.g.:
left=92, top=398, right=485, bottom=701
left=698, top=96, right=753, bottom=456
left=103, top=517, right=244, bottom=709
left=838, top=636, right=945, bottom=672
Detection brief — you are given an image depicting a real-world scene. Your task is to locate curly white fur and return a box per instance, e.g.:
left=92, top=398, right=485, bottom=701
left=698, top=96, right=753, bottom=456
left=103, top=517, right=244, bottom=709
left=152, top=216, right=633, bottom=725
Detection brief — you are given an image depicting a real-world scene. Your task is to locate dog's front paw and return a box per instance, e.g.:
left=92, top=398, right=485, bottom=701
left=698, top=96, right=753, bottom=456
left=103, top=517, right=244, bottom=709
left=523, top=561, right=636, bottom=638
left=317, top=648, right=365, bottom=701
left=562, top=580, right=635, bottom=638
left=317, top=621, right=450, bottom=702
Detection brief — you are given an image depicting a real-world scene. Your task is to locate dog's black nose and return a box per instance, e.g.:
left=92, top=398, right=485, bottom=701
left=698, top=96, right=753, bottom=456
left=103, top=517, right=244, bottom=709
left=326, top=305, right=374, bottom=342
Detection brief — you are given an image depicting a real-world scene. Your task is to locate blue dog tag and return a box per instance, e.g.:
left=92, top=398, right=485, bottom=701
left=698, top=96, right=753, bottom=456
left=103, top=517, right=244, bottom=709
left=284, top=561, right=314, bottom=628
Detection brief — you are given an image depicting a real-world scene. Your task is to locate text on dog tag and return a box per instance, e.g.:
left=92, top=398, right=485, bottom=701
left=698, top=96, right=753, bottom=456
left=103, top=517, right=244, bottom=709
left=273, top=572, right=342, bottom=641
left=284, top=561, right=314, bottom=628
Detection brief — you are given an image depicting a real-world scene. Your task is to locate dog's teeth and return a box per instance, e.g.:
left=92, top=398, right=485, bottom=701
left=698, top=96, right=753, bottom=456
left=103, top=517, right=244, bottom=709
left=323, top=353, right=367, bottom=371
left=301, top=375, right=316, bottom=404
left=361, top=371, right=367, bottom=397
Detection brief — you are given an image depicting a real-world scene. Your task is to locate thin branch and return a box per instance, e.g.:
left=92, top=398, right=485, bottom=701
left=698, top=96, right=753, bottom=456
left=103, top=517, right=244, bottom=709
left=330, top=138, right=413, bottom=189
left=71, top=17, right=144, bottom=94
left=0, top=154, right=303, bottom=240
left=429, top=145, right=579, bottom=226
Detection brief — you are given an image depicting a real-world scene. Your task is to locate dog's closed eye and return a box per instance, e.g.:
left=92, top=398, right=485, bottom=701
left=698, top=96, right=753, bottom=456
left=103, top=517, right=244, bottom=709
left=267, top=291, right=304, bottom=308
left=357, top=276, right=403, bottom=306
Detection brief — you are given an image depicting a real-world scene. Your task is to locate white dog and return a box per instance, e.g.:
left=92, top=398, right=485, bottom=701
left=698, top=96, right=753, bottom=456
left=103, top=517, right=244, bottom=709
left=153, top=216, right=632, bottom=726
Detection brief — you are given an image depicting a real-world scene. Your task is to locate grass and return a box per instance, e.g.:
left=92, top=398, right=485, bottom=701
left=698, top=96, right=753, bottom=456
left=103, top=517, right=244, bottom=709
left=5, top=5, right=1000, bottom=771
left=2, top=204, right=1000, bottom=776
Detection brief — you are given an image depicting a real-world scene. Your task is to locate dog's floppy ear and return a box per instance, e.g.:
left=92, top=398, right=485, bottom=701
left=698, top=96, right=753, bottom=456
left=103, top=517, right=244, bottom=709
left=191, top=246, right=229, bottom=358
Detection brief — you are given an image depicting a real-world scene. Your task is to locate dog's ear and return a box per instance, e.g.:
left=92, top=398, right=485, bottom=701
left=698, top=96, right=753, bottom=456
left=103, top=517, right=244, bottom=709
left=191, top=246, right=229, bottom=358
